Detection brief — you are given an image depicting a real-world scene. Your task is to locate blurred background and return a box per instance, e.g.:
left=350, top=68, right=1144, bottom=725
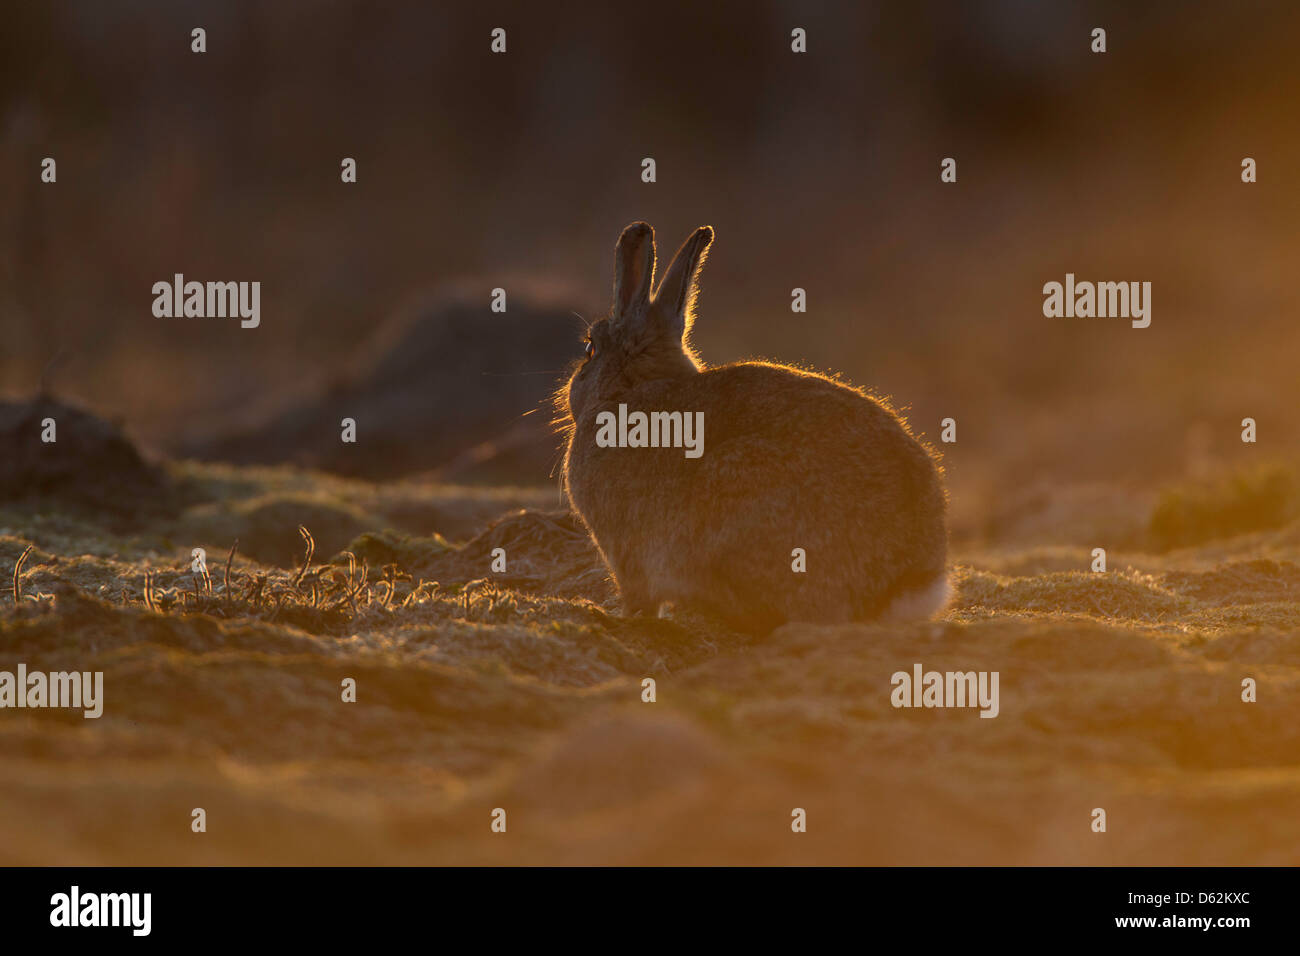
left=4, top=0, right=1300, bottom=870
left=2, top=0, right=1298, bottom=528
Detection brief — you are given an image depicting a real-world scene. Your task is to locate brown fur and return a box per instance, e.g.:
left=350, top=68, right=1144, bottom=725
left=558, top=222, right=949, bottom=632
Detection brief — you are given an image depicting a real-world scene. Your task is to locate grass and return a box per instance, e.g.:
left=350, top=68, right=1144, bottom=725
left=1, top=459, right=1299, bottom=864
left=1149, top=463, right=1300, bottom=550
left=11, top=543, right=33, bottom=606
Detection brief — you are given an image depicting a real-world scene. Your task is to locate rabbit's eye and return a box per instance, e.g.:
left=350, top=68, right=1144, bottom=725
left=584, top=339, right=595, bottom=359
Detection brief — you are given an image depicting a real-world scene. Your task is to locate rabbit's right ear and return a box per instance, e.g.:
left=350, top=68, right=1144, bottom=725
left=612, top=221, right=656, bottom=319
left=654, top=225, right=713, bottom=340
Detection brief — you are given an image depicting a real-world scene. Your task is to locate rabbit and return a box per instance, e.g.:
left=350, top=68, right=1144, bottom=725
left=559, top=221, right=950, bottom=633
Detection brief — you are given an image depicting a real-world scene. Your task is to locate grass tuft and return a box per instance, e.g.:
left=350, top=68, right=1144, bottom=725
left=12, top=543, right=34, bottom=605
left=1149, top=463, right=1299, bottom=550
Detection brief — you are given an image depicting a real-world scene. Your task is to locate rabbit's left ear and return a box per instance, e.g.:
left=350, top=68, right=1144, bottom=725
left=655, top=226, right=714, bottom=339
left=613, top=221, right=657, bottom=319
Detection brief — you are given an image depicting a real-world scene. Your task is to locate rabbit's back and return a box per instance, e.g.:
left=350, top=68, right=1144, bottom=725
left=565, top=361, right=947, bottom=630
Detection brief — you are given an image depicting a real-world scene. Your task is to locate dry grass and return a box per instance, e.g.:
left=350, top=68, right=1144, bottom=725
left=1149, top=464, right=1300, bottom=551
left=1, top=460, right=1299, bottom=864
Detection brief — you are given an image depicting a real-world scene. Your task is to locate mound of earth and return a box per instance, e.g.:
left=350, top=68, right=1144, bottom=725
left=348, top=508, right=614, bottom=603
left=175, top=296, right=583, bottom=482
left=0, top=396, right=170, bottom=517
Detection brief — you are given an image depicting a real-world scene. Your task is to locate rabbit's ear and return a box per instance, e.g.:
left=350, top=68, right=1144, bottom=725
left=612, top=221, right=656, bottom=319
left=654, top=225, right=714, bottom=338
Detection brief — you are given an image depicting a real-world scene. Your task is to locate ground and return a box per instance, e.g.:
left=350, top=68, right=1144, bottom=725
left=2, top=458, right=1298, bottom=865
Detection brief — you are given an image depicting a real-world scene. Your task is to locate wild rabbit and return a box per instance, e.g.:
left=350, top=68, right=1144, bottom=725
left=560, top=222, right=949, bottom=632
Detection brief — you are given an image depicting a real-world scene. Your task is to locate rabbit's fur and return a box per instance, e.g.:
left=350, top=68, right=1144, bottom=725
left=559, top=222, right=949, bottom=632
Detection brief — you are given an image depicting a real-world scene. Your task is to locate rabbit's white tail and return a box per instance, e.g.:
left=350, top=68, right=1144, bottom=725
left=881, top=572, right=952, bottom=622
